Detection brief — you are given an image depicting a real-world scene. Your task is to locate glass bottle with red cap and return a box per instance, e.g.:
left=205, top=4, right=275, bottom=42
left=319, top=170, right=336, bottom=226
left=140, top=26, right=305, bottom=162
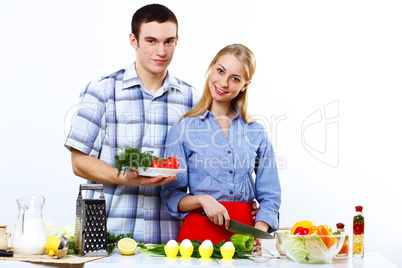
left=353, top=205, right=364, bottom=258
left=335, top=222, right=349, bottom=257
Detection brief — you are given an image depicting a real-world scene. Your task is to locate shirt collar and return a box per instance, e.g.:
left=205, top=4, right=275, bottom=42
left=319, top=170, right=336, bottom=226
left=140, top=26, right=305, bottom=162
left=121, top=62, right=182, bottom=92
left=199, top=110, right=210, bottom=120
left=199, top=108, right=242, bottom=121
left=121, top=62, right=141, bottom=89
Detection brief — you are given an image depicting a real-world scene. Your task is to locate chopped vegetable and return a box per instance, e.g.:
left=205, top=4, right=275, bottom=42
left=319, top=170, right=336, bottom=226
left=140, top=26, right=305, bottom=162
left=353, top=214, right=364, bottom=235
left=230, top=234, right=254, bottom=252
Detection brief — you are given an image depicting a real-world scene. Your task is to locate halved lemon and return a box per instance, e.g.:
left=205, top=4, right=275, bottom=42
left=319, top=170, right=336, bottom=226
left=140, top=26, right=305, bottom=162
left=118, top=238, right=137, bottom=255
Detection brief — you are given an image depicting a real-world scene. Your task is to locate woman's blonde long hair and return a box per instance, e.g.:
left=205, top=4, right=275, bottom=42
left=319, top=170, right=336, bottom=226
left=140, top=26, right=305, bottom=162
left=182, top=44, right=256, bottom=123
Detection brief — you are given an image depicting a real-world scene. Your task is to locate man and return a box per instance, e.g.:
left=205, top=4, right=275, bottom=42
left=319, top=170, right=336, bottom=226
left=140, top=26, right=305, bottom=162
left=65, top=4, right=199, bottom=244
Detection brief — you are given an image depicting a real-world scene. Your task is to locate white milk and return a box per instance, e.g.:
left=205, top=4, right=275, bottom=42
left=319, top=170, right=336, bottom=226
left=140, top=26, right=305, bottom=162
left=12, top=217, right=47, bottom=254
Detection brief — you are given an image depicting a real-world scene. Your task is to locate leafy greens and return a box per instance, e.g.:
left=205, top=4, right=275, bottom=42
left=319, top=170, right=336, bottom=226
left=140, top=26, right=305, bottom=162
left=114, top=146, right=154, bottom=177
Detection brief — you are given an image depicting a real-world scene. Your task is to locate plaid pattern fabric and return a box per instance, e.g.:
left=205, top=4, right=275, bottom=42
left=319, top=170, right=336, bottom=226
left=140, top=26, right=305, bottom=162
left=65, top=62, right=199, bottom=243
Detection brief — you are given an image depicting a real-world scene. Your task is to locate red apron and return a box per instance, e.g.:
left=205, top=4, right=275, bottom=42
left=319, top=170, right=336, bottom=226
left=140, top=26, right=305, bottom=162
left=177, top=201, right=254, bottom=244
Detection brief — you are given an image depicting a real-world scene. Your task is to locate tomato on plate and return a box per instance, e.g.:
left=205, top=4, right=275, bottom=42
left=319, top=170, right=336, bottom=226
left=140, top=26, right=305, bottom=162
left=162, top=157, right=180, bottom=169
left=151, top=159, right=163, bottom=168
left=171, top=157, right=180, bottom=169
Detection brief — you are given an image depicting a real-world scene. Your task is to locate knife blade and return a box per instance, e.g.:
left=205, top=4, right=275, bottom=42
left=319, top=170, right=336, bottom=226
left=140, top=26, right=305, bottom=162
left=199, top=210, right=275, bottom=239
left=228, top=220, right=275, bottom=239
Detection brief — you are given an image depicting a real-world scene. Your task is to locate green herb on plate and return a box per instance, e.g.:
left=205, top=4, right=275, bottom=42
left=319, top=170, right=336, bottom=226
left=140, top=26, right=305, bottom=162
left=114, top=146, right=154, bottom=177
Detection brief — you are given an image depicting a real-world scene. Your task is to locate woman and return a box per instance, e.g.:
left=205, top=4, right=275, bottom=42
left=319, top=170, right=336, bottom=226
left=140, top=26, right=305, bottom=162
left=161, top=44, right=281, bottom=246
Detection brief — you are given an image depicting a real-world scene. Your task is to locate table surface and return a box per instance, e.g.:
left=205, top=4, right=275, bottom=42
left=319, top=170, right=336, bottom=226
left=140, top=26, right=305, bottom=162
left=89, top=251, right=398, bottom=268
left=0, top=251, right=398, bottom=268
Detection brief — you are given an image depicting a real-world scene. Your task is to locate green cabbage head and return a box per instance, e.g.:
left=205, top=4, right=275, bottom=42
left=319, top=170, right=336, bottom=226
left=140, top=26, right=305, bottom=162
left=282, top=236, right=309, bottom=263
left=282, top=233, right=334, bottom=264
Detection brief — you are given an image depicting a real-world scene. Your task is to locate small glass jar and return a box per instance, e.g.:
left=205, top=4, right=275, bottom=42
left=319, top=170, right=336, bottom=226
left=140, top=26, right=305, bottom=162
left=334, top=223, right=349, bottom=257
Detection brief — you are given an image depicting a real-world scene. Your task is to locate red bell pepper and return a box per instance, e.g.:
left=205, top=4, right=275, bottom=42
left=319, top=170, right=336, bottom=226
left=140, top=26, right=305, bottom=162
left=294, top=226, right=309, bottom=235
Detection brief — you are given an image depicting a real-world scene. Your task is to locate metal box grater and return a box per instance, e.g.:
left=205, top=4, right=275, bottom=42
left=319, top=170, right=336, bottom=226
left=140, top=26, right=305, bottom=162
left=75, top=184, right=108, bottom=256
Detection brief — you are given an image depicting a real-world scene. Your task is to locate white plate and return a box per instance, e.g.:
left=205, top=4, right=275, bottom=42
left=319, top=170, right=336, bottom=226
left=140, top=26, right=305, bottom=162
left=137, top=167, right=185, bottom=177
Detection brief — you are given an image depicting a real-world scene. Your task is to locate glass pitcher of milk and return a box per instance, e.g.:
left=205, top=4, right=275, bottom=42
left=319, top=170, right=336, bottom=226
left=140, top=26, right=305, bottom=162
left=12, top=195, right=47, bottom=254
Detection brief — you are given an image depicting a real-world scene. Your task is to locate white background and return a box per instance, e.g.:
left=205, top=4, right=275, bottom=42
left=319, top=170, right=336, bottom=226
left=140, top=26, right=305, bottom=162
left=1, top=0, right=401, bottom=266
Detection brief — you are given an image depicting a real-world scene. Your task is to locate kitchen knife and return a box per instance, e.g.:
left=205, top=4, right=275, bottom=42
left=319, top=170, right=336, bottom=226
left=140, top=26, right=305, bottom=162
left=199, top=210, right=275, bottom=239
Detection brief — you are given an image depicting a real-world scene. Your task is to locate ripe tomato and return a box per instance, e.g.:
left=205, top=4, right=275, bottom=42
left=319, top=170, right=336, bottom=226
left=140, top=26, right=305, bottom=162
left=151, top=159, right=162, bottom=168
left=163, top=157, right=180, bottom=169
left=170, top=157, right=180, bottom=169
left=162, top=158, right=172, bottom=169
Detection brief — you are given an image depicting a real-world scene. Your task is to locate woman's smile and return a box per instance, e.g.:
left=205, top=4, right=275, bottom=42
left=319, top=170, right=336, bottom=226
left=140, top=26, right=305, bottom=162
left=214, top=85, right=228, bottom=95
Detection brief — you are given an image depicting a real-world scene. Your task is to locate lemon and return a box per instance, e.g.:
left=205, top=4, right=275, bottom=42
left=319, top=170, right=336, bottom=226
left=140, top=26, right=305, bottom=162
left=118, top=238, right=137, bottom=255
left=46, top=235, right=60, bottom=256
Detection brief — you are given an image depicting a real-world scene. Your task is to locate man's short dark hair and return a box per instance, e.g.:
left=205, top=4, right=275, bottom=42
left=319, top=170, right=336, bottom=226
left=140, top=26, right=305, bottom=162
left=131, top=4, right=178, bottom=40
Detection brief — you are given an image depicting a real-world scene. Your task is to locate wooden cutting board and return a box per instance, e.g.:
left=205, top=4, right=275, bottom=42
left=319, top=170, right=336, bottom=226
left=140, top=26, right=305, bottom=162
left=0, top=253, right=106, bottom=265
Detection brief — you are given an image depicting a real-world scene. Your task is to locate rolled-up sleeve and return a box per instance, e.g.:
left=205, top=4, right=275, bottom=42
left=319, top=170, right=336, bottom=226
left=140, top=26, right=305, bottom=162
left=161, top=121, right=191, bottom=219
left=64, top=81, right=106, bottom=158
left=254, top=128, right=281, bottom=231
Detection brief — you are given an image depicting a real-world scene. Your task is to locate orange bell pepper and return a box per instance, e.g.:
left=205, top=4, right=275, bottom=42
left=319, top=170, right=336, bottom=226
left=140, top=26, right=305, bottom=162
left=308, top=225, right=336, bottom=249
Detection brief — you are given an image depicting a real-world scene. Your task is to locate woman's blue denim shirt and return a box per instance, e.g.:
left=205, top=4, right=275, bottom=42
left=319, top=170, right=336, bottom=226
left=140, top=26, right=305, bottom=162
left=161, top=110, right=281, bottom=231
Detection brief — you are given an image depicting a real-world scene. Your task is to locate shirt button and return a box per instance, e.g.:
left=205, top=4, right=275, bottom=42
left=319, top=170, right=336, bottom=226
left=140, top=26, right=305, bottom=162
left=229, top=170, right=233, bottom=174
left=229, top=191, right=233, bottom=195
left=228, top=151, right=231, bottom=154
